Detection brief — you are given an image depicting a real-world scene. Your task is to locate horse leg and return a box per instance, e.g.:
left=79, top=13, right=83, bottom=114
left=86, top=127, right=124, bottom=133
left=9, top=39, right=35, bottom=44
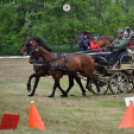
left=27, top=69, right=46, bottom=96
left=48, top=81, right=57, bottom=97
left=93, top=78, right=100, bottom=93
left=74, top=75, right=86, bottom=96
left=86, top=77, right=100, bottom=93
left=57, top=81, right=68, bottom=97
left=27, top=73, right=37, bottom=92
left=49, top=72, right=67, bottom=97
left=28, top=77, right=40, bottom=96
left=48, top=80, right=67, bottom=97
left=65, top=75, right=74, bottom=95
left=86, top=77, right=92, bottom=92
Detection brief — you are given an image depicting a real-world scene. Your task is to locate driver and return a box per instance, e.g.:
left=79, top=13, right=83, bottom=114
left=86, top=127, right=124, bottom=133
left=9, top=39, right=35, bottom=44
left=106, top=28, right=127, bottom=64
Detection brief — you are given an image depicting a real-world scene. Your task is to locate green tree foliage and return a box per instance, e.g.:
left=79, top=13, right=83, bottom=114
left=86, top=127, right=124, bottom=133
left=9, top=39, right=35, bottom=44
left=0, top=0, right=134, bottom=55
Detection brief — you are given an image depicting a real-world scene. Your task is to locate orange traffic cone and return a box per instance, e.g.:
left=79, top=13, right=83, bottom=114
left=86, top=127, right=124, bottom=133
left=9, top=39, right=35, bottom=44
left=119, top=102, right=134, bottom=128
left=28, top=101, right=46, bottom=130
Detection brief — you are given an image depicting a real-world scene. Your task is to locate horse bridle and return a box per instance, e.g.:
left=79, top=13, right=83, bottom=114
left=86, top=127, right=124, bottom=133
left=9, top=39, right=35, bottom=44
left=22, top=38, right=39, bottom=55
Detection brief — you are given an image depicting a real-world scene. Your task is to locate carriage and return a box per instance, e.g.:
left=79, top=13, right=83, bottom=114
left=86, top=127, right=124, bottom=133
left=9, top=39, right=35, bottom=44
left=20, top=37, right=134, bottom=97
left=30, top=47, right=134, bottom=96
left=87, top=47, right=134, bottom=95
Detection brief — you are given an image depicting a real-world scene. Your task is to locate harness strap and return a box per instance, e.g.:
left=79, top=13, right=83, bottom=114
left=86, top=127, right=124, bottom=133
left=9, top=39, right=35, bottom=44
left=54, top=53, right=58, bottom=66
left=63, top=53, right=69, bottom=67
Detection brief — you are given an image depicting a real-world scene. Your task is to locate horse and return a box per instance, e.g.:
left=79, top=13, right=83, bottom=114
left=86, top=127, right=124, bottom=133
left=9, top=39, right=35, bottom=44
left=19, top=37, right=101, bottom=97
left=99, top=35, right=114, bottom=43
left=27, top=55, right=86, bottom=97
left=76, top=31, right=114, bottom=48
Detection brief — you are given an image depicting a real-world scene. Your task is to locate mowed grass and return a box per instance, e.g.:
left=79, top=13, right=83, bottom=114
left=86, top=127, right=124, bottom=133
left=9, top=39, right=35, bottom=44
left=0, top=59, right=134, bottom=134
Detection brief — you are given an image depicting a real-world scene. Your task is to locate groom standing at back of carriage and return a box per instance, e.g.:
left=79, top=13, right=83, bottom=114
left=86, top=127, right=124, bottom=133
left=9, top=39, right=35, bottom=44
left=106, top=28, right=128, bottom=64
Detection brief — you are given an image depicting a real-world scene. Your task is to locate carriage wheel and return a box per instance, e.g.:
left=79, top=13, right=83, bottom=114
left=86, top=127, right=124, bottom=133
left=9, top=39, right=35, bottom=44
left=109, top=72, right=128, bottom=94
left=89, top=80, right=108, bottom=95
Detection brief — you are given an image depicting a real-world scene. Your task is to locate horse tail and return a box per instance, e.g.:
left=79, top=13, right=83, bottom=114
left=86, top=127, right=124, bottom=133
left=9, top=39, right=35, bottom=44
left=92, top=56, right=111, bottom=66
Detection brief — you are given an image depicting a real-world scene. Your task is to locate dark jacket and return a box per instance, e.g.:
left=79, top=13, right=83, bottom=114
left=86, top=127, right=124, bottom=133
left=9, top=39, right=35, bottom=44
left=79, top=37, right=89, bottom=51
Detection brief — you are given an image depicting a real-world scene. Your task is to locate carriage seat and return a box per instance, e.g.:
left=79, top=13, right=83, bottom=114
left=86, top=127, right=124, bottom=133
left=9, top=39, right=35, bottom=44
left=119, top=52, right=132, bottom=64
left=95, top=51, right=132, bottom=67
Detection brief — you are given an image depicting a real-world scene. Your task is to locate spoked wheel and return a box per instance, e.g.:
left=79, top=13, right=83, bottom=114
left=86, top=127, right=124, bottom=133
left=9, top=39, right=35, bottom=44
left=88, top=79, right=108, bottom=95
left=109, top=72, right=128, bottom=94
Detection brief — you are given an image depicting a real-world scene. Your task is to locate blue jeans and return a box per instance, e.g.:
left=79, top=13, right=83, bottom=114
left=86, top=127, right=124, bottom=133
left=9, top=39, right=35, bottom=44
left=106, top=51, right=125, bottom=64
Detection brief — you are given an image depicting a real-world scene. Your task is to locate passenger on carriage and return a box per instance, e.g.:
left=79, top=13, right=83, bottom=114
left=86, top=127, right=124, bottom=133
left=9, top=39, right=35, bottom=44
left=79, top=31, right=90, bottom=51
left=89, top=41, right=106, bottom=58
left=124, top=26, right=134, bottom=40
left=106, top=28, right=127, bottom=64
left=93, top=35, right=98, bottom=40
left=89, top=41, right=101, bottom=51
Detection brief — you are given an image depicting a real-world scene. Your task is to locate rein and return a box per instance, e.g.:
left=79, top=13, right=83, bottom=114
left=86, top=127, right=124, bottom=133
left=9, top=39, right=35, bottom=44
left=49, top=49, right=97, bottom=63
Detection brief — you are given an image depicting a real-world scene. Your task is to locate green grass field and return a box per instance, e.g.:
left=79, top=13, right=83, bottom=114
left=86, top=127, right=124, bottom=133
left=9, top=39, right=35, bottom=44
left=0, top=58, right=134, bottom=134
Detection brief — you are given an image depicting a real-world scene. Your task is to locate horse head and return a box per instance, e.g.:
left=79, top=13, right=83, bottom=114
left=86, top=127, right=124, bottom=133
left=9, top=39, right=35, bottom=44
left=19, top=37, right=38, bottom=56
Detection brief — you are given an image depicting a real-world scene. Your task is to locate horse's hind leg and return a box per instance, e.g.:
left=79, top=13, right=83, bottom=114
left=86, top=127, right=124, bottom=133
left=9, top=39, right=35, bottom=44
left=48, top=81, right=57, bottom=97
left=57, top=81, right=68, bottom=97
left=28, top=77, right=40, bottom=96
left=86, top=77, right=100, bottom=93
left=86, top=77, right=92, bottom=92
left=74, top=75, right=86, bottom=96
left=65, top=75, right=75, bottom=95
left=93, top=78, right=100, bottom=93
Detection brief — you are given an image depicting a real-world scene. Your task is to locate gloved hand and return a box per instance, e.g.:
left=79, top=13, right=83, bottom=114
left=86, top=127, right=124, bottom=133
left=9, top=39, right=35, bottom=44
left=107, top=45, right=114, bottom=51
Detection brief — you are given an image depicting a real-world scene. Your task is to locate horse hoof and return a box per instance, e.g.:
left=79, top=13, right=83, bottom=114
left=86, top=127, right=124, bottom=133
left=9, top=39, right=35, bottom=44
left=82, top=93, right=86, bottom=96
left=60, top=95, right=68, bottom=97
left=28, top=94, right=33, bottom=97
left=48, top=95, right=54, bottom=97
left=82, top=90, right=86, bottom=96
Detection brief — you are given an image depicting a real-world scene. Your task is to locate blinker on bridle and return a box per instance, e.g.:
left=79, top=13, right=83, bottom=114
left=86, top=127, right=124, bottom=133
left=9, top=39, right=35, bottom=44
left=23, top=38, right=39, bottom=54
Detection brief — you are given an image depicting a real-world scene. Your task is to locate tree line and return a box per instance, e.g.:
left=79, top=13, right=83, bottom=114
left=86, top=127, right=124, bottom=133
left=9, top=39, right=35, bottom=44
left=0, top=0, right=134, bottom=55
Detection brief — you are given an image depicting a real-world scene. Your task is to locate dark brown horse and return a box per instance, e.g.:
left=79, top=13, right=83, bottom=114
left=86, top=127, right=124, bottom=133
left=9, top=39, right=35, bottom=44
left=19, top=37, right=101, bottom=97
left=27, top=55, right=86, bottom=97
left=76, top=31, right=114, bottom=48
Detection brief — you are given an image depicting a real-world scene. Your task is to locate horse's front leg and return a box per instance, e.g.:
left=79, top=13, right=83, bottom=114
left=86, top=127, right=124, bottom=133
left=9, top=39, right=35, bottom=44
left=27, top=73, right=37, bottom=92
left=28, top=77, right=40, bottom=96
left=28, top=69, right=46, bottom=96
left=49, top=72, right=67, bottom=97
left=48, top=80, right=67, bottom=97
left=65, top=75, right=74, bottom=95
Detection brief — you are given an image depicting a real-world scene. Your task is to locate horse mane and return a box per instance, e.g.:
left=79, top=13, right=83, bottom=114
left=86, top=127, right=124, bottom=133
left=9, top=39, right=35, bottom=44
left=32, top=37, right=53, bottom=52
